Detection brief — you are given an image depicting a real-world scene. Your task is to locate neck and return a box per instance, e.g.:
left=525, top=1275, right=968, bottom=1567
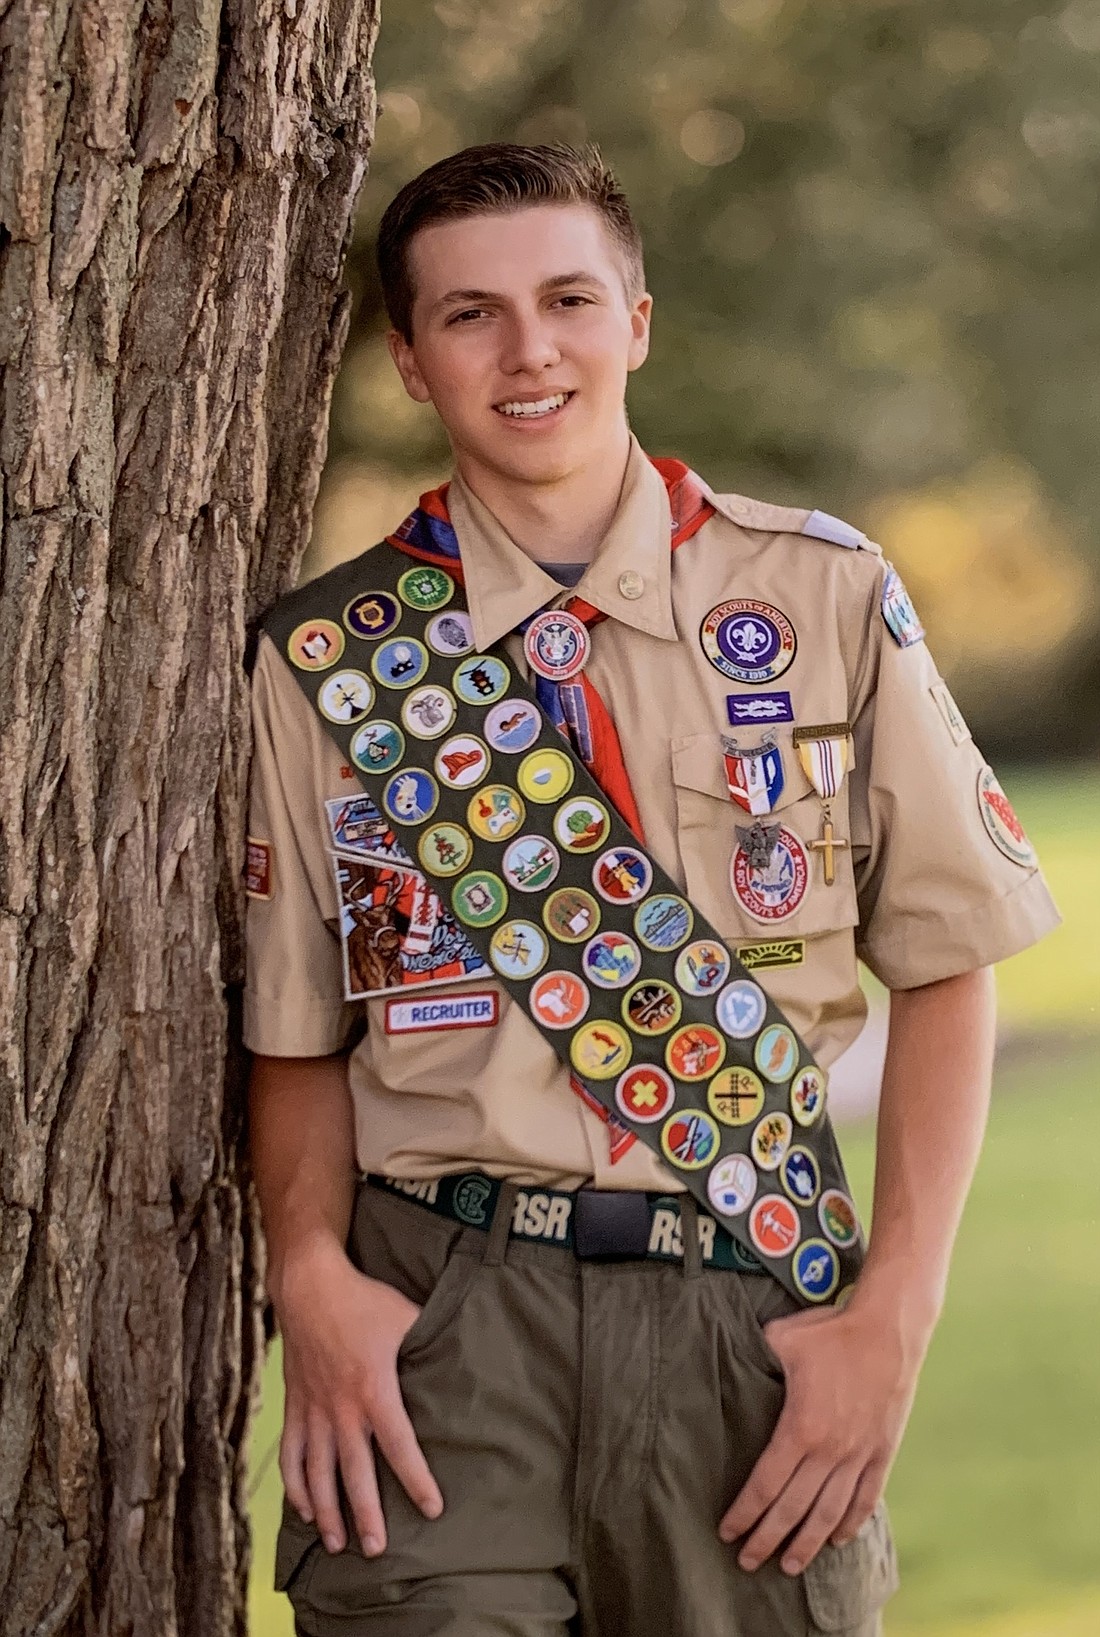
left=452, top=421, right=633, bottom=565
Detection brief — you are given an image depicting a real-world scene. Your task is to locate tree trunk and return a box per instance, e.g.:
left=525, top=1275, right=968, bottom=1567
left=0, top=2, right=378, bottom=1631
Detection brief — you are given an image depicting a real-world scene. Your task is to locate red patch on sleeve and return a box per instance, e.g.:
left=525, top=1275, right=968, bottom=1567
left=245, top=838, right=274, bottom=899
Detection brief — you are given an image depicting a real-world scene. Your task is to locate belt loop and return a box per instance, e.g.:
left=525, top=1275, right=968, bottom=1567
left=679, top=1195, right=703, bottom=1279
left=483, top=1181, right=519, bottom=1267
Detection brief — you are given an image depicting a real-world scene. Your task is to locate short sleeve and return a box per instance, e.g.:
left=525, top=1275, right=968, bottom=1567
left=849, top=567, right=1061, bottom=989
left=243, top=633, right=360, bottom=1055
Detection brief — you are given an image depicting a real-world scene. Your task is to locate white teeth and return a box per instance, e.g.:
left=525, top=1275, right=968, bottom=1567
left=497, top=392, right=569, bottom=417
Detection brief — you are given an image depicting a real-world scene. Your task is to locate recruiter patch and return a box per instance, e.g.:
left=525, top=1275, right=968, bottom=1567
left=701, top=599, right=796, bottom=684
left=384, top=991, right=498, bottom=1034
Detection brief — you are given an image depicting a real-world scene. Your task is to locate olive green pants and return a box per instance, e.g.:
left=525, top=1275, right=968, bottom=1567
left=275, top=1182, right=898, bottom=1636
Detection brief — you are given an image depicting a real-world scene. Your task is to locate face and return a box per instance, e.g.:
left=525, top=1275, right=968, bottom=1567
left=387, top=204, right=652, bottom=487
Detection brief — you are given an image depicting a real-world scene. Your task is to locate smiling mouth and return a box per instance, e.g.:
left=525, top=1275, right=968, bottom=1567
left=494, top=391, right=575, bottom=419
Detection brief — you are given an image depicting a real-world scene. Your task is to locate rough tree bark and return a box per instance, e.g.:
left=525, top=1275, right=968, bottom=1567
left=0, top=2, right=378, bottom=1631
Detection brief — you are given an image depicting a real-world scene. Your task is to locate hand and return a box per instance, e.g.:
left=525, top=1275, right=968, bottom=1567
left=275, top=1233, right=443, bottom=1559
left=718, top=1296, right=924, bottom=1574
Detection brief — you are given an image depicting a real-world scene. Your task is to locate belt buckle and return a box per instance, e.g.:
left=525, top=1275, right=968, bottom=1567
left=572, top=1189, right=653, bottom=1262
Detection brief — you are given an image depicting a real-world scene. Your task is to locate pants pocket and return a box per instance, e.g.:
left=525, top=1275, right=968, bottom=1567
left=802, top=1500, right=899, bottom=1633
left=396, top=1239, right=480, bottom=1363
left=274, top=1504, right=322, bottom=1595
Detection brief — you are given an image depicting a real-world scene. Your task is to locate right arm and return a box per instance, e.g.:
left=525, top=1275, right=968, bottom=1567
left=250, top=1051, right=444, bottom=1557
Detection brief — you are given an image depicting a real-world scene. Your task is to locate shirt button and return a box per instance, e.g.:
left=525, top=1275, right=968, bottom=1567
left=618, top=570, right=645, bottom=600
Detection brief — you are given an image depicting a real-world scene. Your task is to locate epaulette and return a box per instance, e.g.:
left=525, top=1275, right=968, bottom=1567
left=709, top=493, right=882, bottom=556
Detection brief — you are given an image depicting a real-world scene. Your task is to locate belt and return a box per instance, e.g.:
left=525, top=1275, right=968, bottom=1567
left=365, top=1171, right=766, bottom=1273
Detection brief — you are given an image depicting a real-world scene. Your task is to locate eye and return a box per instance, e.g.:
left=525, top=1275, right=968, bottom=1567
left=553, top=294, right=593, bottom=308
left=446, top=307, right=490, bottom=325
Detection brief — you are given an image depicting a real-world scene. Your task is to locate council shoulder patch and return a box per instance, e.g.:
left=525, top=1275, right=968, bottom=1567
left=881, top=565, right=925, bottom=648
left=245, top=837, right=273, bottom=899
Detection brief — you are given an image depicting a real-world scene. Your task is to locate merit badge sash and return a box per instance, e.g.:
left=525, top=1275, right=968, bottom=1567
left=263, top=545, right=866, bottom=1308
left=792, top=723, right=852, bottom=887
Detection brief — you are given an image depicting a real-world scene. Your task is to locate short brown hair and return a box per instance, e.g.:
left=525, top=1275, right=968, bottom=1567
left=376, top=142, right=645, bottom=340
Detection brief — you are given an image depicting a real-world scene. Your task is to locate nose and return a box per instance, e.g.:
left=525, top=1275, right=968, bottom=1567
left=498, top=308, right=561, bottom=376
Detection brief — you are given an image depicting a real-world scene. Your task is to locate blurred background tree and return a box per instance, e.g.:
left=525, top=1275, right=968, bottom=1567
left=306, top=0, right=1099, bottom=757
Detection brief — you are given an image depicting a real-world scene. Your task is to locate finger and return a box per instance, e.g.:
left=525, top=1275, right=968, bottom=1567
left=779, top=1461, right=863, bottom=1574
left=734, top=1457, right=832, bottom=1571
left=279, top=1407, right=313, bottom=1523
left=305, top=1411, right=347, bottom=1553
left=719, top=1414, right=805, bottom=1543
left=336, top=1416, right=387, bottom=1557
left=370, top=1380, right=444, bottom=1520
left=830, top=1459, right=888, bottom=1546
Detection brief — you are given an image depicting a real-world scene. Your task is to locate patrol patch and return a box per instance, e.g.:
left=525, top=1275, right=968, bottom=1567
left=489, top=919, right=548, bottom=980
left=715, top=979, right=768, bottom=1040
left=529, top=970, right=590, bottom=1030
left=454, top=653, right=510, bottom=705
left=731, top=824, right=810, bottom=923
left=755, top=1024, right=799, bottom=1084
left=621, top=980, right=682, bottom=1036
left=749, top=1194, right=800, bottom=1258
left=792, top=1239, right=839, bottom=1302
left=615, top=1065, right=676, bottom=1124
left=400, top=684, right=456, bottom=740
left=384, top=991, right=499, bottom=1034
left=350, top=719, right=404, bottom=774
left=707, top=1153, right=758, bottom=1217
left=435, top=733, right=490, bottom=789
left=524, top=610, right=591, bottom=681
left=288, top=619, right=344, bottom=671
left=318, top=670, right=375, bottom=725
left=517, top=747, right=575, bottom=803
left=592, top=846, right=652, bottom=905
left=571, top=1019, right=632, bottom=1080
left=700, top=599, right=797, bottom=684
left=726, top=691, right=794, bottom=727
left=665, top=1024, right=726, bottom=1082
left=634, top=895, right=694, bottom=952
left=736, top=939, right=805, bottom=971
left=485, top=698, right=541, bottom=754
left=372, top=637, right=429, bottom=690
left=707, top=1067, right=765, bottom=1127
left=977, top=766, right=1036, bottom=867
left=674, top=939, right=730, bottom=996
left=245, top=837, right=273, bottom=899
left=553, top=797, right=611, bottom=855
left=502, top=834, right=560, bottom=892
left=345, top=592, right=401, bottom=640
left=426, top=610, right=474, bottom=656
left=881, top=567, right=925, bottom=648
left=582, top=930, right=642, bottom=989
left=544, top=887, right=600, bottom=943
left=660, top=1109, right=719, bottom=1170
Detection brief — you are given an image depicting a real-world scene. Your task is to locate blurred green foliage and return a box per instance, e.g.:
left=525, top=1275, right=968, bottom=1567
left=314, top=0, right=1100, bottom=754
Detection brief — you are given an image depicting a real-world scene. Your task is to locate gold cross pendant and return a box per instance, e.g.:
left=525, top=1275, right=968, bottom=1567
left=807, top=813, right=850, bottom=885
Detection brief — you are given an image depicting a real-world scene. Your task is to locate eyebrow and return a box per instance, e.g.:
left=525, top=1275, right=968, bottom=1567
left=430, top=271, right=612, bottom=314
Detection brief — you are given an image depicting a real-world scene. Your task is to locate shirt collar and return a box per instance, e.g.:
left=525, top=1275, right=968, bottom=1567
left=447, top=435, right=679, bottom=651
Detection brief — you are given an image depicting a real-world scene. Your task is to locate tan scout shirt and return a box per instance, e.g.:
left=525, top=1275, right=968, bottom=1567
left=244, top=437, right=1059, bottom=1190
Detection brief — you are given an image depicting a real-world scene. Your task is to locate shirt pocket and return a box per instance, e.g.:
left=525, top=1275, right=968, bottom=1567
left=671, top=730, right=859, bottom=942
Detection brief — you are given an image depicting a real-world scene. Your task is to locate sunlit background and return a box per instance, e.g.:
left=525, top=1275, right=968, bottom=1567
left=249, top=2, right=1100, bottom=1631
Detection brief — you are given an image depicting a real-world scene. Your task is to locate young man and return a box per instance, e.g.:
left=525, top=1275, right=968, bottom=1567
left=246, top=145, right=1058, bottom=1636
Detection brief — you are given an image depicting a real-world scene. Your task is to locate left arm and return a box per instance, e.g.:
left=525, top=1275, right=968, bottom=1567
left=718, top=964, right=997, bottom=1572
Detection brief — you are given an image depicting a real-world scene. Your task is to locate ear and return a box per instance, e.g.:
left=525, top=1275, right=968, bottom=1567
left=627, top=292, right=653, bottom=373
left=386, top=328, right=433, bottom=404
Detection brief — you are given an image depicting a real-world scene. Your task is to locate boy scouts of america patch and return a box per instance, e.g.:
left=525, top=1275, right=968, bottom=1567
left=700, top=599, right=797, bottom=684
left=881, top=566, right=925, bottom=648
left=977, top=766, right=1036, bottom=867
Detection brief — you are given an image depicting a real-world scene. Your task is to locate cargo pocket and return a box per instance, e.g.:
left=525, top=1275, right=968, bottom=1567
left=802, top=1501, right=899, bottom=1633
left=671, top=730, right=859, bottom=943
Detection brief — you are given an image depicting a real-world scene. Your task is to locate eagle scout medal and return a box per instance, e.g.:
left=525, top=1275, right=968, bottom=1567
left=881, top=566, right=925, bottom=648
left=721, top=735, right=785, bottom=814
left=707, top=1067, right=765, bottom=1126
left=660, top=1109, right=719, bottom=1169
left=397, top=565, right=453, bottom=610
left=485, top=698, right=541, bottom=753
left=700, top=599, right=796, bottom=684
left=755, top=1024, right=799, bottom=1083
left=344, top=591, right=400, bottom=639
left=489, top=920, right=548, bottom=980
left=707, top=1153, right=758, bottom=1217
left=792, top=1239, right=840, bottom=1302
left=502, top=834, right=560, bottom=892
left=571, top=1019, right=632, bottom=1079
left=435, top=734, right=490, bottom=789
left=749, top=1194, right=800, bottom=1257
left=289, top=618, right=344, bottom=670
left=615, top=1064, right=676, bottom=1124
left=418, top=822, right=473, bottom=877
left=401, top=683, right=456, bottom=740
left=318, top=670, right=374, bottom=724
left=793, top=723, right=852, bottom=886
left=582, top=930, right=642, bottom=989
left=977, top=766, right=1036, bottom=866
left=529, top=970, right=590, bottom=1030
left=731, top=823, right=809, bottom=922
left=350, top=719, right=404, bottom=773
left=426, top=610, right=474, bottom=656
left=715, top=979, right=768, bottom=1040
left=517, top=747, right=575, bottom=802
left=592, top=846, right=652, bottom=905
left=675, top=939, right=730, bottom=997
left=621, top=980, right=682, bottom=1036
left=524, top=610, right=591, bottom=681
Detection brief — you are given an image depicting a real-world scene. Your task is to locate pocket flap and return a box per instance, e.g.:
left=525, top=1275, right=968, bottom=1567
left=802, top=1502, right=899, bottom=1631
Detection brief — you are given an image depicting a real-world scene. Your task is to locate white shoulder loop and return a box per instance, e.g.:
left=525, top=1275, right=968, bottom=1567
left=801, top=509, right=877, bottom=552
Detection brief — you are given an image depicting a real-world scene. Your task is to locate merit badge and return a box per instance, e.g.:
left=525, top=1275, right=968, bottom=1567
left=977, top=766, right=1036, bottom=867
left=791, top=1064, right=827, bottom=1126
left=582, top=930, right=642, bottom=990
left=755, top=1024, right=799, bottom=1084
left=543, top=886, right=601, bottom=944
left=818, top=1189, right=860, bottom=1248
left=524, top=610, right=591, bottom=681
left=530, top=970, right=590, bottom=1030
left=592, top=845, right=652, bottom=905
left=571, top=1019, right=632, bottom=1080
left=400, top=684, right=456, bottom=740
left=553, top=797, right=611, bottom=855
left=288, top=619, right=344, bottom=671
left=318, top=670, right=374, bottom=724
left=245, top=837, right=273, bottom=899
left=674, top=940, right=730, bottom=997
left=731, top=823, right=809, bottom=922
left=454, top=654, right=510, bottom=705
left=715, top=979, right=768, bottom=1040
left=634, top=894, right=694, bottom=952
left=707, top=1154, right=758, bottom=1218
left=881, top=566, right=925, bottom=648
left=350, top=720, right=404, bottom=775
left=382, top=768, right=438, bottom=826
left=435, top=733, right=490, bottom=790
left=660, top=1109, right=719, bottom=1171
left=781, top=1146, right=821, bottom=1205
left=502, top=834, right=560, bottom=892
left=722, top=736, right=785, bottom=815
left=372, top=638, right=429, bottom=690
left=707, top=1067, right=765, bottom=1127
left=792, top=723, right=852, bottom=886
left=485, top=698, right=541, bottom=754
left=615, top=1065, right=675, bottom=1125
left=727, top=691, right=794, bottom=727
left=517, top=747, right=575, bottom=803
left=666, top=1024, right=726, bottom=1082
left=489, top=919, right=549, bottom=981
left=792, top=1239, right=839, bottom=1303
left=467, top=785, right=525, bottom=843
left=737, top=939, right=805, bottom=972
left=749, top=1195, right=801, bottom=1258
left=451, top=870, right=507, bottom=928
left=417, top=822, right=473, bottom=878
left=426, top=610, right=474, bottom=657
left=397, top=565, right=454, bottom=611
left=752, top=1111, right=793, bottom=1171
left=621, top=980, right=682, bottom=1036
left=700, top=599, right=797, bottom=685
left=344, top=592, right=401, bottom=640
